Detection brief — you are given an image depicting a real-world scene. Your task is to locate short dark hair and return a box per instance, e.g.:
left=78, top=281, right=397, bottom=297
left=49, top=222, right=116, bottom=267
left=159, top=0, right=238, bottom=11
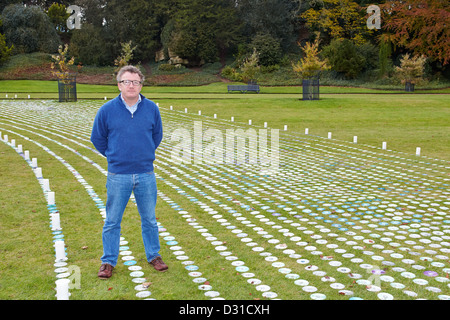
left=117, top=65, right=145, bottom=83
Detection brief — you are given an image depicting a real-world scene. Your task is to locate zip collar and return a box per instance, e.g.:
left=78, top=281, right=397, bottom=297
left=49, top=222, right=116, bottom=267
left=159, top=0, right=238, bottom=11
left=119, top=93, right=143, bottom=118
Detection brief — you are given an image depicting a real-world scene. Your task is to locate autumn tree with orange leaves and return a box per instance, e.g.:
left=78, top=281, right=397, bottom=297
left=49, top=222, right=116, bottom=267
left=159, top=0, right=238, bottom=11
left=381, top=0, right=450, bottom=65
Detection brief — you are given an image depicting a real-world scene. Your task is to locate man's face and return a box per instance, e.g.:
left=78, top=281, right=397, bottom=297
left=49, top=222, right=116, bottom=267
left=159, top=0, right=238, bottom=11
left=118, top=71, right=143, bottom=101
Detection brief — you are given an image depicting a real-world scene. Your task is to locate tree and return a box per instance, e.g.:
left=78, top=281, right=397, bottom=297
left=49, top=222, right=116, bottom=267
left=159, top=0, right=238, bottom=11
left=1, top=4, right=61, bottom=53
left=51, top=43, right=75, bottom=80
left=0, top=32, right=14, bottom=66
left=394, top=53, right=427, bottom=85
left=75, top=0, right=107, bottom=29
left=381, top=0, right=450, bottom=65
left=378, top=37, right=393, bottom=78
left=292, top=38, right=330, bottom=79
left=237, top=0, right=299, bottom=51
left=114, top=41, right=137, bottom=73
left=101, top=0, right=131, bottom=60
left=168, top=0, right=242, bottom=65
left=240, top=48, right=260, bottom=83
left=22, top=1, right=70, bottom=10
left=69, top=23, right=111, bottom=66
left=322, top=38, right=366, bottom=79
left=0, top=0, right=21, bottom=14
left=301, top=0, right=371, bottom=44
left=249, top=33, right=283, bottom=67
left=47, top=3, right=70, bottom=36
left=126, top=0, right=160, bottom=62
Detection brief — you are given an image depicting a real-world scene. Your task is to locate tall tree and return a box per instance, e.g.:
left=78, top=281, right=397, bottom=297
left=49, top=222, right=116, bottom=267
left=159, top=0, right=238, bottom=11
left=236, top=0, right=299, bottom=50
left=2, top=4, right=61, bottom=53
left=169, top=0, right=242, bottom=65
left=381, top=0, right=450, bottom=65
left=23, top=1, right=70, bottom=10
left=73, top=0, right=107, bottom=29
left=1, top=0, right=21, bottom=14
left=47, top=3, right=71, bottom=38
left=126, top=0, right=160, bottom=62
left=0, top=32, right=14, bottom=65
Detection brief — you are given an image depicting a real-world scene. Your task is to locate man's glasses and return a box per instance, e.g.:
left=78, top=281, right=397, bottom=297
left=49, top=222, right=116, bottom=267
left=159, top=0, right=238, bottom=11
left=119, top=80, right=142, bottom=86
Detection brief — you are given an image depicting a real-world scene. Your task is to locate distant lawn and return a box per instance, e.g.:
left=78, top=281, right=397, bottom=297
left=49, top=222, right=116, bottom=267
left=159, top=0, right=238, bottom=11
left=0, top=80, right=448, bottom=160
left=0, top=80, right=450, bottom=97
left=159, top=94, right=450, bottom=161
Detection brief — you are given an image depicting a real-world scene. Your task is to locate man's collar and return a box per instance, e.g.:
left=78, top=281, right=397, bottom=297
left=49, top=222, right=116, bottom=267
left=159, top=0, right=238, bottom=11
left=120, top=93, right=142, bottom=108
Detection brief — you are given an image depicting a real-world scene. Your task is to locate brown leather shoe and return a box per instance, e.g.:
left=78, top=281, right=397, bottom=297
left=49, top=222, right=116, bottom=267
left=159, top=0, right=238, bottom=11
left=149, top=256, right=168, bottom=272
left=98, top=263, right=114, bottom=279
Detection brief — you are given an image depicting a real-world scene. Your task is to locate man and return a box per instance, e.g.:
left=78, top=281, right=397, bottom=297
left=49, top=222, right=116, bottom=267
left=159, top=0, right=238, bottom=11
left=91, top=65, right=167, bottom=279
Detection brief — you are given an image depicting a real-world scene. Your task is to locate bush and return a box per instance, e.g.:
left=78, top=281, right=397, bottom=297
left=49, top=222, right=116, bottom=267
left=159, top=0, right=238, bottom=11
left=220, top=65, right=242, bottom=82
left=158, top=63, right=183, bottom=72
left=170, top=29, right=218, bottom=65
left=358, top=42, right=379, bottom=72
left=260, top=64, right=280, bottom=73
left=249, top=33, right=283, bottom=67
left=292, top=38, right=330, bottom=79
left=69, top=24, right=111, bottom=66
left=322, top=39, right=368, bottom=79
left=0, top=33, right=13, bottom=65
left=394, top=54, right=427, bottom=85
left=1, top=4, right=60, bottom=54
left=240, top=48, right=260, bottom=83
left=201, top=62, right=223, bottom=75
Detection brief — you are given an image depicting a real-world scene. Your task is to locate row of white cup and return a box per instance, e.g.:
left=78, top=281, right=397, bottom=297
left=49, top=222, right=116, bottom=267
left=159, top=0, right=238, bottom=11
left=165, top=105, right=424, bottom=156
left=1, top=131, right=69, bottom=300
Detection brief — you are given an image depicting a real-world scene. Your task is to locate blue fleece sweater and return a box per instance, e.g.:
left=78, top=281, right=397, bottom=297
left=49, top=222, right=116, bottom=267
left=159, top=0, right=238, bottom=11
left=90, top=94, right=163, bottom=174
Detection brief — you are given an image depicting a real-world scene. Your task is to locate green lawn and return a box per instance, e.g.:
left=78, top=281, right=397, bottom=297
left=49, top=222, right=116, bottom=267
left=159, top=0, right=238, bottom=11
left=1, top=80, right=450, bottom=95
left=160, top=94, right=450, bottom=161
left=0, top=80, right=449, bottom=161
left=0, top=83, right=449, bottom=301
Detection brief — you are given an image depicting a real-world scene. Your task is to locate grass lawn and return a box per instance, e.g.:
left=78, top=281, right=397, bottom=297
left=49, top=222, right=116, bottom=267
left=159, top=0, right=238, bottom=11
left=1, top=80, right=450, bottom=94
left=0, top=83, right=449, bottom=302
left=159, top=94, right=450, bottom=161
left=0, top=80, right=449, bottom=160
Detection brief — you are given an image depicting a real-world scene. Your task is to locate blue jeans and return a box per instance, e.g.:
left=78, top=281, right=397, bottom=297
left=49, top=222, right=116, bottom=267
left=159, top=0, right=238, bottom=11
left=101, top=172, right=160, bottom=267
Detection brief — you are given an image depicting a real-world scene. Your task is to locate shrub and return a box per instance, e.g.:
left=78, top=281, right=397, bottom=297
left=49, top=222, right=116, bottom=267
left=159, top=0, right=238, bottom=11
left=220, top=65, right=242, bottom=82
left=378, top=39, right=393, bottom=78
left=322, top=39, right=367, bottom=79
left=0, top=33, right=13, bottom=65
left=240, top=48, right=260, bottom=83
left=394, top=54, right=427, bottom=85
left=114, top=41, right=137, bottom=73
left=50, top=44, right=75, bottom=80
left=292, top=38, right=330, bottom=79
left=260, top=64, right=280, bottom=73
left=1, top=4, right=60, bottom=54
left=69, top=24, right=111, bottom=66
left=158, top=63, right=178, bottom=72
